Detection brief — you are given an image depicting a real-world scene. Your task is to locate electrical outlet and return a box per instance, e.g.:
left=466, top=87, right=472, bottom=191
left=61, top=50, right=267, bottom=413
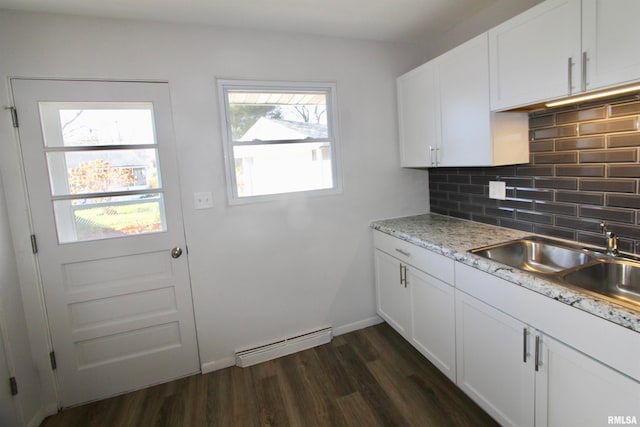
left=489, top=181, right=506, bottom=200
left=194, top=192, right=213, bottom=209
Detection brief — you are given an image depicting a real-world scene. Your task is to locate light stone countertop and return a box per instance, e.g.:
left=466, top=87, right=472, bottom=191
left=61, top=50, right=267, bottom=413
left=370, top=213, right=640, bottom=334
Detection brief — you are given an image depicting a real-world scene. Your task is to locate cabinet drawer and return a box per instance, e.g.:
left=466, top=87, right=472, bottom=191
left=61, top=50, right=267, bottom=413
left=373, top=230, right=454, bottom=284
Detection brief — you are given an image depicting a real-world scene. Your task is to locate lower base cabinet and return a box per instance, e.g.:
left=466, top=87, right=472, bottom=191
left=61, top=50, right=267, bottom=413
left=455, top=290, right=535, bottom=426
left=373, top=232, right=639, bottom=426
left=409, top=267, right=455, bottom=382
left=456, top=288, right=640, bottom=427
left=536, top=334, right=640, bottom=427
left=373, top=231, right=456, bottom=382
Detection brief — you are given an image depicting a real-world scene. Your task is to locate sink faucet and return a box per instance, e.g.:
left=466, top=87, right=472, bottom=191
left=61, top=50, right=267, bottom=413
left=600, top=221, right=619, bottom=256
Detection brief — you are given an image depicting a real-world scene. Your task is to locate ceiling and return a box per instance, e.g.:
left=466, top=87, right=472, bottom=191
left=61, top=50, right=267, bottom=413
left=0, top=0, right=499, bottom=44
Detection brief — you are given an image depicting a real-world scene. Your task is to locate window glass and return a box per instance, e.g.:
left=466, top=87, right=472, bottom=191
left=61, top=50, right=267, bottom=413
left=38, top=102, right=166, bottom=243
left=220, top=82, right=340, bottom=202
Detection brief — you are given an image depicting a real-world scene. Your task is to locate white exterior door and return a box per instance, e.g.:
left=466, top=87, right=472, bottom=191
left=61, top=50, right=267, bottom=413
left=11, top=79, right=200, bottom=407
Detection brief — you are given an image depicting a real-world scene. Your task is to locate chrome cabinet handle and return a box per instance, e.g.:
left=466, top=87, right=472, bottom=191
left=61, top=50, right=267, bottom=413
left=402, top=265, right=408, bottom=287
left=567, top=57, right=573, bottom=95
left=522, top=328, right=528, bottom=363
left=429, top=146, right=436, bottom=166
left=399, top=264, right=408, bottom=287
left=395, top=248, right=411, bottom=257
left=534, top=335, right=541, bottom=372
left=582, top=51, right=588, bottom=92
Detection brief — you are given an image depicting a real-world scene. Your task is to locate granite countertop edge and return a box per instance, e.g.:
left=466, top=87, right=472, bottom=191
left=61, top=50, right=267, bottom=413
left=370, top=213, right=640, bottom=334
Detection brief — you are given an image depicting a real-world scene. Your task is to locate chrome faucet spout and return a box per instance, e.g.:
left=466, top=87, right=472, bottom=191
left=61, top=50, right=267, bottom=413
left=600, top=220, right=619, bottom=256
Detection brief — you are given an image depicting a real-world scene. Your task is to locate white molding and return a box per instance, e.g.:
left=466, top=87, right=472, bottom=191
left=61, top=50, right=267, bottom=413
left=200, top=357, right=235, bottom=374
left=25, top=403, right=58, bottom=427
left=333, top=315, right=384, bottom=336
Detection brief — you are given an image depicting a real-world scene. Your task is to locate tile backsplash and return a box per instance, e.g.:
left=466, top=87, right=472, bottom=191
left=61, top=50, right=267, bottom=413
left=429, top=94, right=640, bottom=254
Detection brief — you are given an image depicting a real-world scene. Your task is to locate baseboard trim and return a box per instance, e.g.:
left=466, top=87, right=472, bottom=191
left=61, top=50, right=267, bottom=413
left=26, top=403, right=58, bottom=427
left=200, top=316, right=384, bottom=374
left=201, top=357, right=235, bottom=374
left=333, top=315, right=384, bottom=336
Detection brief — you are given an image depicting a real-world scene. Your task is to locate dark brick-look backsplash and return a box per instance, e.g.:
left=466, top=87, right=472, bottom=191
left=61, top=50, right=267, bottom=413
left=429, top=94, right=640, bottom=254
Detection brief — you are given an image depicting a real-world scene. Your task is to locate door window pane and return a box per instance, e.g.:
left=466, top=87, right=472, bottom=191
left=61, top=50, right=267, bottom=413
left=39, top=102, right=167, bottom=243
left=46, top=149, right=160, bottom=196
left=39, top=103, right=156, bottom=147
left=53, top=194, right=166, bottom=243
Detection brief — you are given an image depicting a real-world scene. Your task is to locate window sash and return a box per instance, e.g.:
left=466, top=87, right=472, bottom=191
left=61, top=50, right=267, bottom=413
left=218, top=80, right=341, bottom=203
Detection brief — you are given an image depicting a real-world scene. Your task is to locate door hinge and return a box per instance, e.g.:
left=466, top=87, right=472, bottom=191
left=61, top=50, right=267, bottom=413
left=6, top=107, right=18, bottom=128
left=49, top=351, right=57, bottom=370
left=9, top=377, right=18, bottom=396
left=30, top=234, right=38, bottom=254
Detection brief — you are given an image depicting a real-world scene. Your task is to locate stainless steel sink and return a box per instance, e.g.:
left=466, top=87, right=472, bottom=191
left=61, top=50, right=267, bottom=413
left=562, top=260, right=640, bottom=307
left=469, top=236, right=597, bottom=274
left=469, top=236, right=640, bottom=310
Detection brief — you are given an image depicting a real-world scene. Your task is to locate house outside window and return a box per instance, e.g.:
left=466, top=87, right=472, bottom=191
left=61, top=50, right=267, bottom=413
left=218, top=80, right=342, bottom=204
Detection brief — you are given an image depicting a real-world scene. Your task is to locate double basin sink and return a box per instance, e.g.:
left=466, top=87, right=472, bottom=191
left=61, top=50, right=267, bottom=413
left=469, top=236, right=640, bottom=311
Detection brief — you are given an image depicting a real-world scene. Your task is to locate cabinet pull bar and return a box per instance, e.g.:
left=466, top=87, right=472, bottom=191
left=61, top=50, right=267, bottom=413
left=429, top=146, right=436, bottom=166
left=403, top=265, right=408, bottom=287
left=399, top=264, right=404, bottom=286
left=522, top=328, right=528, bottom=363
left=567, top=57, right=573, bottom=95
left=395, top=248, right=411, bottom=257
left=534, top=335, right=541, bottom=372
left=581, top=51, right=588, bottom=92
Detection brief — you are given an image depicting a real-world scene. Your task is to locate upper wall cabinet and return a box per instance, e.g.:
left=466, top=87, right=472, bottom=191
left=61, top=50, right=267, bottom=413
left=490, top=0, right=640, bottom=111
left=582, top=0, right=640, bottom=91
left=397, top=60, right=439, bottom=167
left=489, top=0, right=581, bottom=111
left=397, top=33, right=529, bottom=168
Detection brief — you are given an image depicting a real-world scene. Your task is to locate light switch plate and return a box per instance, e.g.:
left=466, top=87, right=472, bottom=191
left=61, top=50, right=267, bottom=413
left=489, top=181, right=506, bottom=200
left=194, top=192, right=213, bottom=209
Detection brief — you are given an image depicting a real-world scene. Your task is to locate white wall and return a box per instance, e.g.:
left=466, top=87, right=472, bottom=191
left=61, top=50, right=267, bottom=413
left=410, top=0, right=545, bottom=67
left=0, top=8, right=429, bottom=410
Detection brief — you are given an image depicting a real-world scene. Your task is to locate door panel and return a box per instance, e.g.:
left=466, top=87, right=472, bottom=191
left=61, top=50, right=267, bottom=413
left=11, top=79, right=199, bottom=407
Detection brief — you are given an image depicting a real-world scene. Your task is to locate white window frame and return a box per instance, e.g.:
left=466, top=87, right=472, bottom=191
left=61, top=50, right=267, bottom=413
left=217, top=79, right=342, bottom=205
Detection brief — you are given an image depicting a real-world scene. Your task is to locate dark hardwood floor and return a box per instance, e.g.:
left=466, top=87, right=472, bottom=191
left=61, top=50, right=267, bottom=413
left=40, top=323, right=498, bottom=426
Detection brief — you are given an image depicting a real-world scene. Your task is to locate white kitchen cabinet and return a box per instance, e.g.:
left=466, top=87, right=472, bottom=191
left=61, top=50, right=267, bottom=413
left=408, top=266, right=456, bottom=382
left=373, top=231, right=456, bottom=380
left=535, top=333, right=640, bottom=427
left=581, top=0, right=640, bottom=92
left=397, top=60, right=439, bottom=167
left=489, top=0, right=581, bottom=110
left=491, top=0, right=640, bottom=111
left=397, top=33, right=528, bottom=168
left=374, top=248, right=410, bottom=337
left=455, top=262, right=640, bottom=427
left=456, top=289, right=535, bottom=427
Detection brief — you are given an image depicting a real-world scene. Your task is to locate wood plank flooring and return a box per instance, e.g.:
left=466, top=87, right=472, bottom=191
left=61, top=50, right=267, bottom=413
left=40, top=323, right=498, bottom=426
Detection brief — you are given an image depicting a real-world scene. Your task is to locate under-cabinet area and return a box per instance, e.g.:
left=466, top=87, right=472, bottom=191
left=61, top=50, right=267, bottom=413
left=371, top=214, right=640, bottom=427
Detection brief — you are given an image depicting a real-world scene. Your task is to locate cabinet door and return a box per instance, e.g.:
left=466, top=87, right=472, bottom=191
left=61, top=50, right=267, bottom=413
left=397, top=61, right=439, bottom=167
left=535, top=334, right=640, bottom=427
left=489, top=0, right=581, bottom=110
left=438, top=33, right=491, bottom=166
left=456, top=290, right=535, bottom=427
left=374, top=249, right=410, bottom=337
left=582, top=0, right=640, bottom=91
left=409, top=267, right=456, bottom=382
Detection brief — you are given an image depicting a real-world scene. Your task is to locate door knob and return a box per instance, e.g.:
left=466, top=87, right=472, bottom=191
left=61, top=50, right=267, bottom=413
left=171, top=247, right=183, bottom=259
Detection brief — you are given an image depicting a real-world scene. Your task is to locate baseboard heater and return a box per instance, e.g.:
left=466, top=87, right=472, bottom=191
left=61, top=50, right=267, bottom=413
left=235, top=326, right=333, bottom=368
